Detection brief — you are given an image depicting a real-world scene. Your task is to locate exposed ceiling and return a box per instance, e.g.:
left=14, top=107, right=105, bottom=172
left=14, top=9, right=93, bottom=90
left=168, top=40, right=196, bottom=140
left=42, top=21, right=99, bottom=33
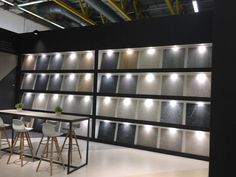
left=0, top=0, right=214, bottom=29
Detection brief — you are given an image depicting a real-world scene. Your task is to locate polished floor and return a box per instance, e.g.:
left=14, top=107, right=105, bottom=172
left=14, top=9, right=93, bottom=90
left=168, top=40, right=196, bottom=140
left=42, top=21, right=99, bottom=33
left=0, top=132, right=209, bottom=177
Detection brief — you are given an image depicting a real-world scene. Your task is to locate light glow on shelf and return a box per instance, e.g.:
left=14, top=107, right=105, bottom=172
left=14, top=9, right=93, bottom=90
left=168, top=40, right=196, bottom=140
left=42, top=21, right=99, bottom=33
left=197, top=102, right=204, bottom=107
left=124, top=122, right=130, bottom=126
left=85, top=73, right=91, bottom=81
left=84, top=96, right=90, bottom=102
left=123, top=98, right=131, bottom=106
left=196, top=73, right=207, bottom=83
left=104, top=120, right=110, bottom=124
left=170, top=73, right=178, bottom=81
left=144, top=125, right=152, bottom=132
left=41, top=73, right=46, bottom=77
left=42, top=54, right=46, bottom=58
left=26, top=74, right=32, bottom=79
left=55, top=74, right=60, bottom=79
left=125, top=74, right=132, bottom=79
left=145, top=99, right=153, bottom=107
left=55, top=53, right=61, bottom=59
left=69, top=74, right=75, bottom=80
left=170, top=100, right=177, bottom=107
left=195, top=131, right=205, bottom=140
left=145, top=73, right=155, bottom=82
left=126, top=49, right=133, bottom=55
left=38, top=93, right=45, bottom=101
left=172, top=45, right=180, bottom=52
left=86, top=52, right=93, bottom=59
left=192, top=0, right=199, bottom=13
left=198, top=45, right=207, bottom=54
left=27, top=55, right=33, bottom=60
left=147, top=48, right=156, bottom=55
left=52, top=94, right=59, bottom=100
left=26, top=92, right=32, bottom=97
left=107, top=50, right=114, bottom=57
left=68, top=95, right=74, bottom=101
left=169, top=128, right=177, bottom=134
left=70, top=53, right=76, bottom=60
left=104, top=97, right=111, bottom=105
left=106, top=73, right=112, bottom=79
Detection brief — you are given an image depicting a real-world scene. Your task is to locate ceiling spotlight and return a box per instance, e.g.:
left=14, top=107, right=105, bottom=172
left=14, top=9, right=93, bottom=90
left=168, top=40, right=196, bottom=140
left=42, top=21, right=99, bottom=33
left=192, top=0, right=199, bottom=13
left=147, top=48, right=156, bottom=55
left=107, top=50, right=114, bottom=57
left=104, top=97, right=111, bottom=105
left=84, top=96, right=90, bottom=102
left=52, top=94, right=59, bottom=100
left=170, top=100, right=177, bottom=107
left=126, top=49, right=133, bottom=55
left=170, top=73, right=178, bottom=81
left=70, top=53, right=76, bottom=60
left=68, top=95, right=74, bottom=101
left=33, top=30, right=39, bottom=36
left=198, top=45, right=207, bottom=54
left=41, top=73, right=46, bottom=77
left=126, top=74, right=132, bottom=79
left=85, top=73, right=91, bottom=80
left=55, top=53, right=61, bottom=59
left=195, top=131, right=205, bottom=140
left=197, top=102, right=204, bottom=107
left=123, top=98, right=131, bottom=106
left=106, top=73, right=112, bottom=79
left=169, top=128, right=177, bottom=134
left=145, top=73, right=155, bottom=82
left=42, top=54, right=46, bottom=58
left=145, top=99, right=153, bottom=107
left=196, top=73, right=207, bottom=83
left=172, top=45, right=180, bottom=52
left=55, top=74, right=60, bottom=79
left=69, top=74, right=75, bottom=80
left=86, top=52, right=93, bottom=59
left=144, top=125, right=152, bottom=132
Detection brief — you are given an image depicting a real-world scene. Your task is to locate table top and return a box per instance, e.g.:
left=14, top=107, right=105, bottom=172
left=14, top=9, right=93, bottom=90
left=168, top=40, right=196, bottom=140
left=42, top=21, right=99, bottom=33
left=0, top=109, right=89, bottom=122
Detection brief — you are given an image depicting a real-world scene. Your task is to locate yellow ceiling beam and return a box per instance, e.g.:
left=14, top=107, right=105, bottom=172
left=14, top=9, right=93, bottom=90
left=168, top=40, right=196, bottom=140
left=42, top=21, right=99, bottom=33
left=107, top=0, right=132, bottom=21
left=52, top=0, right=96, bottom=25
left=165, top=0, right=176, bottom=15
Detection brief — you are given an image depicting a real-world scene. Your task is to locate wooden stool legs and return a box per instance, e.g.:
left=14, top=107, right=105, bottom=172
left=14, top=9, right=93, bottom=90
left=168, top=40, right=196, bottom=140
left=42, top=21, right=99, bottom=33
left=36, top=137, right=65, bottom=176
left=7, top=132, right=34, bottom=167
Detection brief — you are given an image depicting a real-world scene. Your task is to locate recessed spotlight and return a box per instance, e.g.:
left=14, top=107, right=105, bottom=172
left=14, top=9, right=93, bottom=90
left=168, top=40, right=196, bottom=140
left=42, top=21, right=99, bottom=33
left=147, top=48, right=156, bottom=55
left=52, top=94, right=59, bottom=100
left=41, top=73, right=46, bottom=77
left=33, top=30, right=39, bottom=36
left=26, top=74, right=32, bottom=79
left=126, top=74, right=132, bottom=79
left=38, top=93, right=45, bottom=101
left=170, top=73, right=178, bottom=81
left=170, top=100, right=177, bottom=107
left=42, top=54, right=46, bottom=58
left=126, top=49, right=133, bottom=55
left=169, top=128, right=177, bottom=134
left=86, top=52, right=93, bottom=59
left=104, top=97, right=111, bottom=105
left=68, top=95, right=74, bottom=101
left=123, top=98, right=131, bottom=106
left=85, top=73, right=91, bottom=81
left=107, top=50, right=114, bottom=57
left=145, top=99, right=153, bottom=107
left=26, top=92, right=32, bottom=97
left=27, top=55, right=33, bottom=60
left=104, top=120, right=110, bottom=123
left=145, top=73, right=155, bottom=82
left=198, top=45, right=207, bottom=54
left=196, top=73, right=207, bottom=83
left=106, top=73, right=112, bottom=79
left=55, top=74, right=60, bottom=79
left=84, top=96, right=90, bottom=102
left=144, top=125, right=152, bottom=132
left=69, top=74, right=75, bottom=80
left=197, top=102, right=204, bottom=107
left=55, top=53, right=61, bottom=59
left=172, top=45, right=180, bottom=52
left=124, top=122, right=130, bottom=126
left=195, top=131, right=205, bottom=140
left=70, top=53, right=76, bottom=60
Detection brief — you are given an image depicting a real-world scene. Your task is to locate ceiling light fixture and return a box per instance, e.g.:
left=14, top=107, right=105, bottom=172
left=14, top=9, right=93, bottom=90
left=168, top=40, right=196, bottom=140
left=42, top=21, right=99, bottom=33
left=192, top=0, right=199, bottom=13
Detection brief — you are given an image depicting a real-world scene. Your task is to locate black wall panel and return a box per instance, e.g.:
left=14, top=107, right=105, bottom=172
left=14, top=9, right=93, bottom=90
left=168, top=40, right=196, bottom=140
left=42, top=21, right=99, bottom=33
left=34, top=75, right=49, bottom=90
left=100, top=53, right=119, bottom=69
left=116, top=124, right=136, bottom=145
left=98, top=121, right=116, bottom=142
left=100, top=75, right=118, bottom=93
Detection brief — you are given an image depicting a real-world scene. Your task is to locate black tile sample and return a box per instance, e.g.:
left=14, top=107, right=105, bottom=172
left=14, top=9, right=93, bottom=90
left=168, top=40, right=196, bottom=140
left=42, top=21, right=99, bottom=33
left=162, top=48, right=185, bottom=68
left=21, top=93, right=35, bottom=109
left=118, top=75, right=138, bottom=94
left=48, top=55, right=63, bottom=70
left=100, top=75, right=118, bottom=93
left=35, top=55, right=50, bottom=70
left=34, top=75, right=49, bottom=90
left=187, top=47, right=212, bottom=68
left=100, top=52, right=119, bottom=69
left=21, top=74, right=36, bottom=90
left=160, top=102, right=183, bottom=124
left=48, top=75, right=63, bottom=91
left=116, top=124, right=136, bottom=144
left=186, top=103, right=210, bottom=128
left=97, top=121, right=116, bottom=142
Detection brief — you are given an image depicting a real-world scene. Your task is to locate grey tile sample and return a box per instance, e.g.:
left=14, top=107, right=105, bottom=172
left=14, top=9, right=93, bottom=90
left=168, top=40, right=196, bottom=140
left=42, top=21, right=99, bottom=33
left=100, top=75, right=118, bottom=93
left=32, top=94, right=48, bottom=110
left=98, top=121, right=116, bottom=142
left=62, top=54, right=80, bottom=70
left=48, top=75, right=63, bottom=91
left=48, top=55, right=63, bottom=70
left=137, top=126, right=158, bottom=148
left=136, top=100, right=159, bottom=121
left=21, top=74, right=36, bottom=90
left=34, top=75, right=49, bottom=90
left=35, top=55, right=50, bottom=70
left=22, top=56, right=37, bottom=70
left=116, top=99, right=137, bottom=119
left=61, top=75, right=78, bottom=91
left=46, top=95, right=63, bottom=111
left=97, top=98, right=117, bottom=117
left=118, top=75, right=138, bottom=94
left=162, top=48, right=185, bottom=68
left=187, top=47, right=212, bottom=68
left=21, top=93, right=35, bottom=109
left=138, top=49, right=161, bottom=68
left=116, top=124, right=136, bottom=144
left=186, top=74, right=211, bottom=97
left=185, top=131, right=209, bottom=156
left=161, top=75, right=184, bottom=96
left=160, top=102, right=183, bottom=124
left=137, top=75, right=161, bottom=95
left=186, top=103, right=210, bottom=128
left=100, top=53, right=119, bottom=69
left=63, top=96, right=92, bottom=115
left=160, top=128, right=183, bottom=152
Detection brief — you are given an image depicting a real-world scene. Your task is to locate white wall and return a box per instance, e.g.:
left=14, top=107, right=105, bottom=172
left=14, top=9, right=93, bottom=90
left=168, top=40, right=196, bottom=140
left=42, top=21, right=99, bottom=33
left=0, top=8, right=50, bottom=33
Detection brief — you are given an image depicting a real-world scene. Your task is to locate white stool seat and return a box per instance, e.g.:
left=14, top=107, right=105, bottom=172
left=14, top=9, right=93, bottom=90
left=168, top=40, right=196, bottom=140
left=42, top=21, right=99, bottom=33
left=42, top=123, right=63, bottom=137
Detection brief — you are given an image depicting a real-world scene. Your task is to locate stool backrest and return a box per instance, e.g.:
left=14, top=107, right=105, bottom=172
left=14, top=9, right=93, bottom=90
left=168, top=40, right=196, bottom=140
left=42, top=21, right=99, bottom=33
left=20, top=117, right=34, bottom=128
left=13, top=119, right=25, bottom=131
left=42, top=123, right=57, bottom=136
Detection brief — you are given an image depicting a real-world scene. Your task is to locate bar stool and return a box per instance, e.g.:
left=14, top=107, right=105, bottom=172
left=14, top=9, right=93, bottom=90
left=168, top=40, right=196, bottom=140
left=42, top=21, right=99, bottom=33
left=61, top=122, right=82, bottom=162
left=0, top=117, right=10, bottom=158
left=7, top=119, right=34, bottom=167
left=36, top=123, right=65, bottom=176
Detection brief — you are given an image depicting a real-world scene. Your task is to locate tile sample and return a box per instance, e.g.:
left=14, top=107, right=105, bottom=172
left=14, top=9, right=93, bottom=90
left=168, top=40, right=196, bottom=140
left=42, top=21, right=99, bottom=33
left=160, top=128, right=183, bottom=152
left=74, top=119, right=92, bottom=137
left=161, top=74, right=184, bottom=96
left=21, top=93, right=35, bottom=109
left=78, top=53, right=94, bottom=69
left=185, top=131, right=210, bottom=156
left=61, top=74, right=78, bottom=91
left=77, top=74, right=93, bottom=92
left=97, top=121, right=116, bottom=142
left=21, top=74, right=36, bottom=90
left=35, top=55, right=50, bottom=70
left=186, top=74, right=211, bottom=97
left=136, top=100, right=159, bottom=122
left=63, top=95, right=92, bottom=115
left=46, top=94, right=63, bottom=111
left=22, top=55, right=37, bottom=70
left=137, top=74, right=161, bottom=95
left=187, top=46, right=212, bottom=68
left=162, top=48, right=185, bottom=68
left=137, top=126, right=158, bottom=148
left=119, top=51, right=139, bottom=69
left=48, top=74, right=63, bottom=91
left=186, top=103, right=210, bottom=128
left=99, top=75, right=118, bottom=93
left=100, top=52, right=119, bottom=69
left=160, top=101, right=183, bottom=124
left=97, top=97, right=117, bottom=117
left=34, top=74, right=49, bottom=90
left=116, top=123, right=136, bottom=144
left=116, top=99, right=137, bottom=119
left=32, top=94, right=48, bottom=110
left=62, top=54, right=80, bottom=70
left=138, top=49, right=161, bottom=68
left=118, top=75, right=138, bottom=94
left=48, top=54, right=64, bottom=70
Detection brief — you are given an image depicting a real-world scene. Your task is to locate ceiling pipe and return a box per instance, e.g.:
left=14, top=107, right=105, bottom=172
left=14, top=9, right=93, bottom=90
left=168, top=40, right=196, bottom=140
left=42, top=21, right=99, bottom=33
left=36, top=2, right=90, bottom=26
left=83, top=0, right=123, bottom=23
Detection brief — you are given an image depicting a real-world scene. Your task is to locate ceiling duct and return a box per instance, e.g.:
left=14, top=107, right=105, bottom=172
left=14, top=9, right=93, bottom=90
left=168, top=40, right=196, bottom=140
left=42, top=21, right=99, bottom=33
left=83, top=0, right=123, bottom=23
